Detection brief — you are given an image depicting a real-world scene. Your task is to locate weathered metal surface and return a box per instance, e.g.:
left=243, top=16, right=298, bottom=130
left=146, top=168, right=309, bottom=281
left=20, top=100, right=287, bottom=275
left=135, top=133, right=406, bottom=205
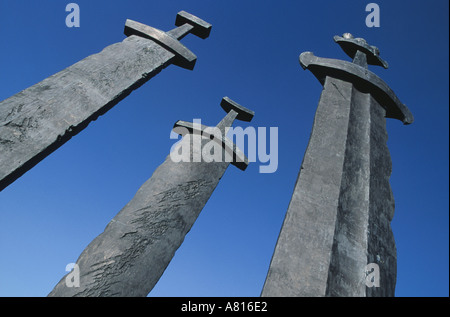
left=48, top=97, right=254, bottom=297
left=0, top=11, right=211, bottom=192
left=262, top=34, right=412, bottom=297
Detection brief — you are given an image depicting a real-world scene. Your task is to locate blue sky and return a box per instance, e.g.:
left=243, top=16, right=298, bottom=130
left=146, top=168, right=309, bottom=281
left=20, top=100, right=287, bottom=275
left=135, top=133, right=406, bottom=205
left=0, top=0, right=448, bottom=297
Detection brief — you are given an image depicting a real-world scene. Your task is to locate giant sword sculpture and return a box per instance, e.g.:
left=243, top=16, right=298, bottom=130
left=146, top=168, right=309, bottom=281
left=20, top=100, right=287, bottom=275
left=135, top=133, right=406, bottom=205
left=262, top=34, right=413, bottom=297
left=49, top=97, right=254, bottom=297
left=0, top=11, right=211, bottom=192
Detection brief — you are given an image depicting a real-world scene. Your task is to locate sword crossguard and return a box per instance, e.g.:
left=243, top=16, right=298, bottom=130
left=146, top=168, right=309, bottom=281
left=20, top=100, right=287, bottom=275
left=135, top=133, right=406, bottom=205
left=172, top=97, right=255, bottom=171
left=124, top=11, right=212, bottom=70
left=334, top=33, right=389, bottom=69
left=299, top=34, right=414, bottom=125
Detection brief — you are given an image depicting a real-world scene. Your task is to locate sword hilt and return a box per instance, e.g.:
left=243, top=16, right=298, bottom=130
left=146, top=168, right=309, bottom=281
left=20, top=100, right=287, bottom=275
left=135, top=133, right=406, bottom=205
left=334, top=33, right=389, bottom=69
left=173, top=97, right=255, bottom=171
left=217, top=97, right=255, bottom=133
left=168, top=11, right=212, bottom=40
left=124, top=11, right=212, bottom=70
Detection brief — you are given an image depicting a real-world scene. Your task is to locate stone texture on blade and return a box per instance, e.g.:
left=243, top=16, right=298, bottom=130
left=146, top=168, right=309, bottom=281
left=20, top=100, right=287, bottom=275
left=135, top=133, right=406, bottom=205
left=262, top=76, right=398, bottom=297
left=325, top=85, right=373, bottom=296
left=48, top=96, right=252, bottom=297
left=0, top=35, right=175, bottom=191
left=49, top=136, right=230, bottom=297
left=366, top=95, right=397, bottom=296
left=262, top=77, right=353, bottom=296
left=326, top=90, right=396, bottom=297
left=262, top=34, right=410, bottom=297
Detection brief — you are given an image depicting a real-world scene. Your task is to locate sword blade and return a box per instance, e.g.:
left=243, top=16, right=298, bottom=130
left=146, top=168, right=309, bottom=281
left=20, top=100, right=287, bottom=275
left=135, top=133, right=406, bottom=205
left=48, top=136, right=230, bottom=296
left=262, top=75, right=397, bottom=297
left=262, top=76, right=353, bottom=296
left=0, top=35, right=176, bottom=192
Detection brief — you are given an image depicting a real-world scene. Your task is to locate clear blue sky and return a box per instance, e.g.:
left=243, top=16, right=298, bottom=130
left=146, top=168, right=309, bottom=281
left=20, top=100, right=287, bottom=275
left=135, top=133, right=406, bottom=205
left=0, top=0, right=448, bottom=297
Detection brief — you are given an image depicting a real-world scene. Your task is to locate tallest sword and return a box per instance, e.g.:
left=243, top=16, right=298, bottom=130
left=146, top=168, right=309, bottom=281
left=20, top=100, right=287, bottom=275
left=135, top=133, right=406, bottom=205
left=262, top=33, right=413, bottom=297
left=0, top=11, right=211, bottom=192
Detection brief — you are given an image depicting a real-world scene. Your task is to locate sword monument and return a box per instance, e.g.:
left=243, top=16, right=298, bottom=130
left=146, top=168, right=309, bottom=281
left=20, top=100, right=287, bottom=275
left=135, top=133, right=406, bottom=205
left=49, top=97, right=254, bottom=296
left=261, top=33, right=413, bottom=297
left=0, top=11, right=211, bottom=192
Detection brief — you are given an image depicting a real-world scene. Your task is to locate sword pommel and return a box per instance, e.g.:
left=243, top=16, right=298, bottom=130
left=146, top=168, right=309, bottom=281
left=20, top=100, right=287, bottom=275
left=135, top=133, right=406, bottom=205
left=173, top=11, right=212, bottom=40
left=334, top=33, right=389, bottom=69
left=220, top=97, right=255, bottom=122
